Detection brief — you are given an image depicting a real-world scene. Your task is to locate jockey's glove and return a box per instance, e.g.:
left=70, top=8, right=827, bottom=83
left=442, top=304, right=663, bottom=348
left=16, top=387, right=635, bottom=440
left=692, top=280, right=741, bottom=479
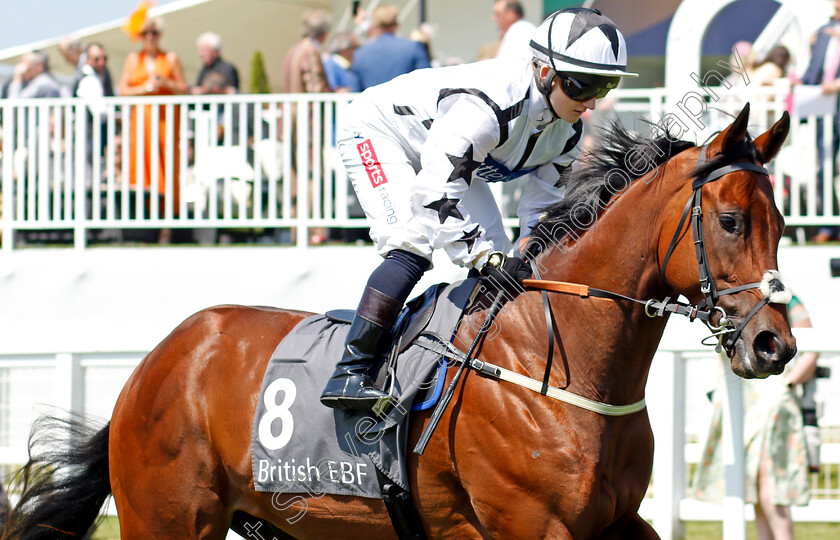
left=479, top=252, right=531, bottom=295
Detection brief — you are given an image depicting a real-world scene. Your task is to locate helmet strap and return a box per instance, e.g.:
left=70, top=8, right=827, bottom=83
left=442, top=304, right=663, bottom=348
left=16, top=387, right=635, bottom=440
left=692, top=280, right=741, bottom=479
left=542, top=10, right=562, bottom=120
left=534, top=64, right=560, bottom=120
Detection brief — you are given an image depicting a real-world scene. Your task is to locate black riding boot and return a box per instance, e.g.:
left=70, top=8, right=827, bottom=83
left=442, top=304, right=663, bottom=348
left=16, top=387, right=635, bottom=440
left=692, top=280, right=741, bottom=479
left=320, top=286, right=402, bottom=412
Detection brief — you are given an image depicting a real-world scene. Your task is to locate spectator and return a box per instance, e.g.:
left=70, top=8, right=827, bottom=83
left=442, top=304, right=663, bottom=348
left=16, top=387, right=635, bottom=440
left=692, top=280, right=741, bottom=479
left=493, top=0, right=536, bottom=60
left=76, top=43, right=115, bottom=115
left=752, top=45, right=791, bottom=86
left=322, top=31, right=360, bottom=93
left=724, top=40, right=756, bottom=87
left=283, top=8, right=334, bottom=243
left=199, top=72, right=245, bottom=141
left=409, top=24, right=437, bottom=67
left=693, top=293, right=820, bottom=540
left=796, top=4, right=840, bottom=240
left=118, top=16, right=188, bottom=243
left=7, top=51, right=67, bottom=98
left=319, top=8, right=637, bottom=410
left=351, top=5, right=430, bottom=90
left=193, top=31, right=239, bottom=94
left=800, top=0, right=840, bottom=241
left=284, top=8, right=332, bottom=93
left=60, top=37, right=85, bottom=78
left=76, top=42, right=114, bottom=166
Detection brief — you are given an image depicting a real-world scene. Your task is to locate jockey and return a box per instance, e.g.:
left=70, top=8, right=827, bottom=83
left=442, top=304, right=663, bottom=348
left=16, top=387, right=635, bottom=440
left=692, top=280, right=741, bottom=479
left=321, top=7, right=638, bottom=411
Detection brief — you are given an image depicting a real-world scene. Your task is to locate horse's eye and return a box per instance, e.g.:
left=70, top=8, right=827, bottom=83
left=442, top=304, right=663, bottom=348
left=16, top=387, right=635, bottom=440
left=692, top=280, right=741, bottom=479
left=719, top=215, right=739, bottom=233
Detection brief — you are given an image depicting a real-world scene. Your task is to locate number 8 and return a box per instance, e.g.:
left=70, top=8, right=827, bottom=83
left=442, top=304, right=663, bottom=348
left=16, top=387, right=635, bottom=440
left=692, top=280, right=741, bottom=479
left=258, top=378, right=297, bottom=450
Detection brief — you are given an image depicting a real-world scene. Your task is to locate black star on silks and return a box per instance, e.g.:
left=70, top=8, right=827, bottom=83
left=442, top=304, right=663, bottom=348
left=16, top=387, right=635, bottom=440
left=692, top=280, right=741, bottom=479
left=457, top=225, right=482, bottom=253
left=446, top=144, right=482, bottom=186
left=553, top=163, right=570, bottom=188
left=424, top=196, right=465, bottom=224
left=566, top=8, right=621, bottom=59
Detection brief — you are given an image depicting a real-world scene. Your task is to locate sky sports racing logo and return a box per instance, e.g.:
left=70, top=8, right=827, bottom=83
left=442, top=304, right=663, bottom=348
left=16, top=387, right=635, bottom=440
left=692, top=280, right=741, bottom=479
left=357, top=139, right=388, bottom=188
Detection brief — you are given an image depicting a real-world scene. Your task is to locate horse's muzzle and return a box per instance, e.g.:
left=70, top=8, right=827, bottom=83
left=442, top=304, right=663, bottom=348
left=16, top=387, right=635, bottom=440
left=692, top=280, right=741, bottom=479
left=729, top=327, right=796, bottom=379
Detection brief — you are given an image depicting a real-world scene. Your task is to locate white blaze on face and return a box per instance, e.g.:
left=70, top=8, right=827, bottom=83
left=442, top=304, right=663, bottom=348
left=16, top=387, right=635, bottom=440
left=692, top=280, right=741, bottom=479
left=760, top=269, right=792, bottom=304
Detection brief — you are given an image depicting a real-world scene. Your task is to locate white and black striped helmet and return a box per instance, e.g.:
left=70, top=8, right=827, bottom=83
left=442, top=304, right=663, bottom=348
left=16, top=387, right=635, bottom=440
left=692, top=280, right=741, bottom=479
left=530, top=8, right=638, bottom=78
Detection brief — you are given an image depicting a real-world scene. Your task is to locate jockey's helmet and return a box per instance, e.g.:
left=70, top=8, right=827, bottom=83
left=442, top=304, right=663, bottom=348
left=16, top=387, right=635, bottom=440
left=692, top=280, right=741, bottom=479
left=530, top=8, right=637, bottom=78
left=529, top=8, right=637, bottom=106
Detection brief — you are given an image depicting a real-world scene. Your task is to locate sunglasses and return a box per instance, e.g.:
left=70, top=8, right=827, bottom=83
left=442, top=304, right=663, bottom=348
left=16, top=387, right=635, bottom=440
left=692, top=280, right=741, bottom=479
left=557, top=72, right=620, bottom=101
left=90, top=55, right=108, bottom=62
left=141, top=29, right=160, bottom=37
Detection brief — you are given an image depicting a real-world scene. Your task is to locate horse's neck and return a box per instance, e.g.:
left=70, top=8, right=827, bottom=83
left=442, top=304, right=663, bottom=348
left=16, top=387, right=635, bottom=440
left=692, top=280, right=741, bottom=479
left=523, top=175, right=677, bottom=403
left=545, top=177, right=671, bottom=300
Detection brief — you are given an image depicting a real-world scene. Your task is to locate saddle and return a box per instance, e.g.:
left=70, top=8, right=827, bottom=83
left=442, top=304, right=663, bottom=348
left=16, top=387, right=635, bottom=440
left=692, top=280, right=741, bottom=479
left=325, top=281, right=456, bottom=410
left=250, top=278, right=479, bottom=501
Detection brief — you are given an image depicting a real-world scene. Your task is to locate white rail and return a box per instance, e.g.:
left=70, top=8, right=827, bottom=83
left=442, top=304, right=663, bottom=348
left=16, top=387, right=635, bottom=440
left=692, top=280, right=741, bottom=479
left=1, top=87, right=838, bottom=251
left=0, top=327, right=838, bottom=537
left=646, top=325, right=840, bottom=539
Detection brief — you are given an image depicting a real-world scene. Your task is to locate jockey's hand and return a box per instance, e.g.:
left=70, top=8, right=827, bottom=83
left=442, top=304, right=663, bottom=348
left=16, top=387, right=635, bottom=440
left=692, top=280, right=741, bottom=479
left=480, top=252, right=531, bottom=294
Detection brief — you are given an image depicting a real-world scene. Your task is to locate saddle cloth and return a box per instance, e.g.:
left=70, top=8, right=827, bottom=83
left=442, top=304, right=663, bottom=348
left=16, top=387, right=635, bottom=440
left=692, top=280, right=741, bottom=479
left=251, top=278, right=480, bottom=498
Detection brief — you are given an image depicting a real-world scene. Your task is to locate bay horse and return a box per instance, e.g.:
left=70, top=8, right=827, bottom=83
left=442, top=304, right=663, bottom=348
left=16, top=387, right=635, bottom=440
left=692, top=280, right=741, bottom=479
left=3, top=104, right=795, bottom=539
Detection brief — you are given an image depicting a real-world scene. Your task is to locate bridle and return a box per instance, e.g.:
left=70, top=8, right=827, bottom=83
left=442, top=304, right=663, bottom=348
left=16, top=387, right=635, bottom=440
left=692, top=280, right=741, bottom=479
left=658, top=143, right=776, bottom=354
left=519, top=140, right=787, bottom=402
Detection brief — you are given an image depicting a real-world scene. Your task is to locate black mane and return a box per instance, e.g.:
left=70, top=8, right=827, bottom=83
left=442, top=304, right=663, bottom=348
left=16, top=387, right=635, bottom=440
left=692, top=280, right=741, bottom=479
left=526, top=118, right=762, bottom=255
left=527, top=119, right=695, bottom=253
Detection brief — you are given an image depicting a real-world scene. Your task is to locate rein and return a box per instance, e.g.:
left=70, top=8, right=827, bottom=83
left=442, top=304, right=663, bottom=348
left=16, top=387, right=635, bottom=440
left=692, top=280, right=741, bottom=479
left=483, top=142, right=786, bottom=418
left=416, top=141, right=786, bottom=433
left=525, top=143, right=779, bottom=355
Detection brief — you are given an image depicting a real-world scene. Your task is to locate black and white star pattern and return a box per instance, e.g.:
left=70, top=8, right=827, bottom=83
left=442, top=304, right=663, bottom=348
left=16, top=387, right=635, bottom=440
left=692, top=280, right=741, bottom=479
left=424, top=196, right=465, bottom=224
left=553, top=163, right=571, bottom=188
left=566, top=8, right=621, bottom=60
left=446, top=144, right=482, bottom=186
left=457, top=225, right=482, bottom=253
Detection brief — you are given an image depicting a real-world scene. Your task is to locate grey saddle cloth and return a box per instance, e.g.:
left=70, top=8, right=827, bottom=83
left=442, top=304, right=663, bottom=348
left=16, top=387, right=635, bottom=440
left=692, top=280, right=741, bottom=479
left=251, top=278, right=480, bottom=498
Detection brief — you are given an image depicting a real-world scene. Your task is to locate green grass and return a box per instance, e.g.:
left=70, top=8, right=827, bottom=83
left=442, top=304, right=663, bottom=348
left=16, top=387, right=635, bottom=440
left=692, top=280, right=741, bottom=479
left=90, top=518, right=840, bottom=539
left=91, top=516, right=121, bottom=540
left=684, top=521, right=840, bottom=539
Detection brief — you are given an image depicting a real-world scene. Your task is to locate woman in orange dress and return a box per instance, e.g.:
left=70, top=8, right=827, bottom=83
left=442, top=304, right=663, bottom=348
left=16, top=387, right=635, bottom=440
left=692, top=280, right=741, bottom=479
left=118, top=17, right=187, bottom=224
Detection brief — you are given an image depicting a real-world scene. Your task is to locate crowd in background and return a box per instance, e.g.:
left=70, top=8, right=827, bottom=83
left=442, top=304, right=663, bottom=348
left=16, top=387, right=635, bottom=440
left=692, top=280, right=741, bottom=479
left=0, top=1, right=537, bottom=246
left=1, top=0, right=839, bottom=245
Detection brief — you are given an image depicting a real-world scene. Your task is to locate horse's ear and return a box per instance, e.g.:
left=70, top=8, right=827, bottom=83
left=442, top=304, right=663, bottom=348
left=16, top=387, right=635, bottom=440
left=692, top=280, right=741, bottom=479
left=709, top=103, right=751, bottom=156
left=753, top=111, right=790, bottom=164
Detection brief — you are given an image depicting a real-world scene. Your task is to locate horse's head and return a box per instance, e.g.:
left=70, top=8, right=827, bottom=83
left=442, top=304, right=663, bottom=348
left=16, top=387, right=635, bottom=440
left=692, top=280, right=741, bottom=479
left=661, top=103, right=795, bottom=378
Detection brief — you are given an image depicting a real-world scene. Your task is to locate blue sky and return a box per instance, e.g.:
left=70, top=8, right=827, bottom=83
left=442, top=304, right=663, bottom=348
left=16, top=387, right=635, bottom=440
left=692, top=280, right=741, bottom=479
left=0, top=0, right=180, bottom=51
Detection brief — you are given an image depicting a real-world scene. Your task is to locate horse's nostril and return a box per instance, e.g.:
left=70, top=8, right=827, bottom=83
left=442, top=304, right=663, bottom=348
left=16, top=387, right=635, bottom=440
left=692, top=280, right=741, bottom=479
left=753, top=330, right=788, bottom=374
left=754, top=331, right=776, bottom=355
left=765, top=333, right=777, bottom=355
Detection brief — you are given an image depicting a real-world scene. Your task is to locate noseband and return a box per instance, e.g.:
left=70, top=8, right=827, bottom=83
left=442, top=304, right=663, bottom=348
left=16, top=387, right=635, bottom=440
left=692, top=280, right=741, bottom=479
left=660, top=143, right=781, bottom=354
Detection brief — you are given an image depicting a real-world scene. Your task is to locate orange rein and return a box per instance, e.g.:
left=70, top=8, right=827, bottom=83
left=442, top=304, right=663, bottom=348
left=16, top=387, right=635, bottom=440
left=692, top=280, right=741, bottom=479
left=521, top=278, right=591, bottom=297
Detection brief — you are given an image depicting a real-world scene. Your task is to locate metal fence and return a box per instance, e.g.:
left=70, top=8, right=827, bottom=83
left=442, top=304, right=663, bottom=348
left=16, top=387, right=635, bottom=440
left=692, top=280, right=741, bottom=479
left=1, top=87, right=838, bottom=251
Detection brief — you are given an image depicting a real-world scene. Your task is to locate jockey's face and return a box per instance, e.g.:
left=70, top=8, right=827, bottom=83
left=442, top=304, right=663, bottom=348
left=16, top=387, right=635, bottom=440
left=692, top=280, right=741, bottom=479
left=542, top=67, right=597, bottom=123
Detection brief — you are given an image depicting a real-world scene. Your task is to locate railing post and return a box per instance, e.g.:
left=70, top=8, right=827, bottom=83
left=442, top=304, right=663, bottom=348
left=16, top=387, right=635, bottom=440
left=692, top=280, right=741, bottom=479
left=74, top=102, right=88, bottom=250
left=1, top=102, right=13, bottom=252
left=721, top=359, right=746, bottom=540
left=55, top=353, right=84, bottom=414
left=296, top=96, right=310, bottom=248
left=649, top=351, right=686, bottom=540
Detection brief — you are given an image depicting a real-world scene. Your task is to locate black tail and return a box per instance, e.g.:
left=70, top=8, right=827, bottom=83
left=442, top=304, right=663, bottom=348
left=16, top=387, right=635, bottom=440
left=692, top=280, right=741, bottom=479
left=2, top=415, right=111, bottom=540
